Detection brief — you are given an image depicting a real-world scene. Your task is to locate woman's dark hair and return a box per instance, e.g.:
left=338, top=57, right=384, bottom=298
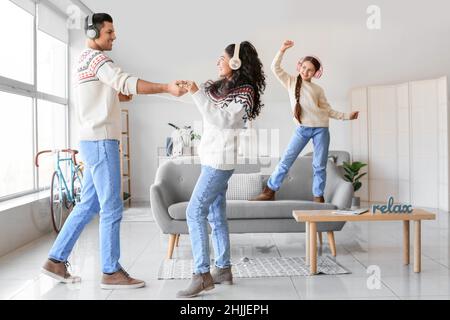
left=294, top=56, right=321, bottom=123
left=206, top=41, right=266, bottom=121
left=84, top=13, right=113, bottom=32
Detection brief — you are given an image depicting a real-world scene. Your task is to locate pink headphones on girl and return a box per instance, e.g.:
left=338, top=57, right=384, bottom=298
left=296, top=55, right=324, bottom=79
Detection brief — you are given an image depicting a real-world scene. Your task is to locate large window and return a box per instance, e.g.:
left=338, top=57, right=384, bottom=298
left=37, top=31, right=67, bottom=98
left=0, top=92, right=34, bottom=198
left=37, top=100, right=67, bottom=189
left=0, top=0, right=34, bottom=84
left=0, top=0, right=69, bottom=201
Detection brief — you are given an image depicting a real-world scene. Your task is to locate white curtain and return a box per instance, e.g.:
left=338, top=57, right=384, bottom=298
left=9, top=0, right=35, bottom=15
left=38, top=2, right=69, bottom=43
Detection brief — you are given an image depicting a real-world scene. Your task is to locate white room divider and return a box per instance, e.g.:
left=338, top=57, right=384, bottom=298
left=350, top=76, right=449, bottom=211
left=350, top=87, right=370, bottom=201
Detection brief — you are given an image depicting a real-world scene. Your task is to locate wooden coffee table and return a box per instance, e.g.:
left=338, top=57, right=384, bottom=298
left=292, top=209, right=436, bottom=275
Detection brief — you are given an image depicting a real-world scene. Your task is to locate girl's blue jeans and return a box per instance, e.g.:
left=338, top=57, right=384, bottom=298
left=268, top=126, right=330, bottom=197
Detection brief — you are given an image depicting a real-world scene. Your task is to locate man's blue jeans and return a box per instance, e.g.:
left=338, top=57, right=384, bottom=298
left=268, top=126, right=330, bottom=197
left=48, top=140, right=123, bottom=273
left=186, top=165, right=234, bottom=274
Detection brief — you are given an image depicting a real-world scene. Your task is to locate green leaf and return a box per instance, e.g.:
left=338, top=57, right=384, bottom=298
left=343, top=166, right=354, bottom=174
left=354, top=181, right=362, bottom=192
left=344, top=174, right=353, bottom=182
left=352, top=162, right=367, bottom=172
left=355, top=172, right=367, bottom=181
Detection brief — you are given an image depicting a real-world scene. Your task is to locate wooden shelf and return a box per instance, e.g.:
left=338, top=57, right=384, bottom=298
left=120, top=109, right=131, bottom=207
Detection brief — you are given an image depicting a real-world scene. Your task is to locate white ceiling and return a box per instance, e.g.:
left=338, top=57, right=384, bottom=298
left=80, top=0, right=450, bottom=102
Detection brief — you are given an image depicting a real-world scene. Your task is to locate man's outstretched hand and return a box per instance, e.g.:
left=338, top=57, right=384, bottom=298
left=167, top=81, right=188, bottom=97
left=118, top=93, right=133, bottom=102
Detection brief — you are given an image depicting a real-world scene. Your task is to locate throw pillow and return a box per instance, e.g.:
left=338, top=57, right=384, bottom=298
left=226, top=173, right=263, bottom=200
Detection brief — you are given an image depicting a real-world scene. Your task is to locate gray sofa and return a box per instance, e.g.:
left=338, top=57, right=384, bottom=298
left=150, top=157, right=353, bottom=259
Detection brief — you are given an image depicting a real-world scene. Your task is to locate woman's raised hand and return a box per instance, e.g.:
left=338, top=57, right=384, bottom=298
left=280, top=40, right=294, bottom=53
left=350, top=111, right=359, bottom=120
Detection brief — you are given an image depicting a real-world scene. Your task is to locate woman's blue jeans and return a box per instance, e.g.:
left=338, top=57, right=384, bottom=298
left=186, top=165, right=234, bottom=274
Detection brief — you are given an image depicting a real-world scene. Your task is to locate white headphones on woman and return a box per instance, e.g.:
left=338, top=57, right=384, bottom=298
left=85, top=14, right=99, bottom=39
left=229, top=42, right=242, bottom=70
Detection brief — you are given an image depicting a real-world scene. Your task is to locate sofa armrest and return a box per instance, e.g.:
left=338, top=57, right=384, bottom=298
left=150, top=181, right=175, bottom=233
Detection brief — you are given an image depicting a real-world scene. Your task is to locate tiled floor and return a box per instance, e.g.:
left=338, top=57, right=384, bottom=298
left=1, top=203, right=449, bottom=300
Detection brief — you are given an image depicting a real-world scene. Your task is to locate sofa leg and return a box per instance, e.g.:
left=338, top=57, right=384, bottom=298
left=167, top=234, right=177, bottom=259
left=318, top=232, right=323, bottom=246
left=175, top=234, right=180, bottom=247
left=327, top=231, right=337, bottom=257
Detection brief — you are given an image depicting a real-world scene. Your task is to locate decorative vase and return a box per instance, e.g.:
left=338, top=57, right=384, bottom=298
left=165, top=137, right=173, bottom=156
left=351, top=196, right=361, bottom=209
left=182, top=146, right=192, bottom=156
left=171, top=130, right=183, bottom=157
left=180, top=129, right=192, bottom=148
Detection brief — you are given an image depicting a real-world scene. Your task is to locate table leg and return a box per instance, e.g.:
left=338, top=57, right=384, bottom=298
left=403, top=221, right=410, bottom=265
left=414, top=220, right=421, bottom=273
left=310, top=222, right=317, bottom=274
left=305, top=222, right=310, bottom=265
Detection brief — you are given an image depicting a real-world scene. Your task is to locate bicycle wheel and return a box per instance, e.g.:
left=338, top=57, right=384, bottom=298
left=50, top=171, right=65, bottom=233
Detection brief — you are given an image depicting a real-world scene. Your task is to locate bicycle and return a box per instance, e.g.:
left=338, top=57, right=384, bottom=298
left=35, top=149, right=84, bottom=233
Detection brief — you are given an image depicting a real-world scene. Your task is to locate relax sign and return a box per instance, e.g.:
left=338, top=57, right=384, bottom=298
left=371, top=196, right=413, bottom=214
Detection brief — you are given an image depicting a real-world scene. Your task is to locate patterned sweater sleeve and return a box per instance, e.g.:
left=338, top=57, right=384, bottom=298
left=319, top=87, right=351, bottom=120
left=192, top=87, right=253, bottom=129
left=89, top=52, right=138, bottom=95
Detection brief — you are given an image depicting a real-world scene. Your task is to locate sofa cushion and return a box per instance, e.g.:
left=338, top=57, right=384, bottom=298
left=168, top=200, right=337, bottom=220
left=226, top=173, right=263, bottom=200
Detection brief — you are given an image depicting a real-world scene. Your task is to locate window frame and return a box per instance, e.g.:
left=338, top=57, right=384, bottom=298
left=0, top=0, right=69, bottom=202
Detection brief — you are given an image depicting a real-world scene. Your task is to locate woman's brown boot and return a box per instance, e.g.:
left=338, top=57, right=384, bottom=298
left=250, top=185, right=275, bottom=201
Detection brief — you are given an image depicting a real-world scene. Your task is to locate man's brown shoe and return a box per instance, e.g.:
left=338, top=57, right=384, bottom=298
left=250, top=185, right=275, bottom=201
left=176, top=272, right=214, bottom=298
left=313, top=196, right=325, bottom=203
left=100, top=268, right=145, bottom=289
left=41, top=259, right=81, bottom=283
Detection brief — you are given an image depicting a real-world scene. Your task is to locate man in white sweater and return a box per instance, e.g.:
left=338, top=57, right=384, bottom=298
left=41, top=13, right=186, bottom=289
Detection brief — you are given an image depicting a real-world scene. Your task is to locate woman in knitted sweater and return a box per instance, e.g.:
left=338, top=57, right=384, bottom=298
left=176, top=41, right=266, bottom=298
left=252, top=40, right=359, bottom=202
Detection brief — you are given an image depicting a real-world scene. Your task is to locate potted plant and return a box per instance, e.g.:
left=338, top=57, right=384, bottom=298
left=342, top=161, right=367, bottom=209
left=168, top=123, right=201, bottom=156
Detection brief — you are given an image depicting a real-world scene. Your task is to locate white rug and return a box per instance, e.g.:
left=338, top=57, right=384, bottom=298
left=158, top=256, right=350, bottom=279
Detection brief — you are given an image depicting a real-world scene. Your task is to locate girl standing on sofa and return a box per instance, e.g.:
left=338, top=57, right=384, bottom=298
left=176, top=41, right=266, bottom=298
left=252, top=40, right=358, bottom=202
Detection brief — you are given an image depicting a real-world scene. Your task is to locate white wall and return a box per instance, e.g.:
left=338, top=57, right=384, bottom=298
left=0, top=196, right=53, bottom=257
left=77, top=0, right=450, bottom=201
